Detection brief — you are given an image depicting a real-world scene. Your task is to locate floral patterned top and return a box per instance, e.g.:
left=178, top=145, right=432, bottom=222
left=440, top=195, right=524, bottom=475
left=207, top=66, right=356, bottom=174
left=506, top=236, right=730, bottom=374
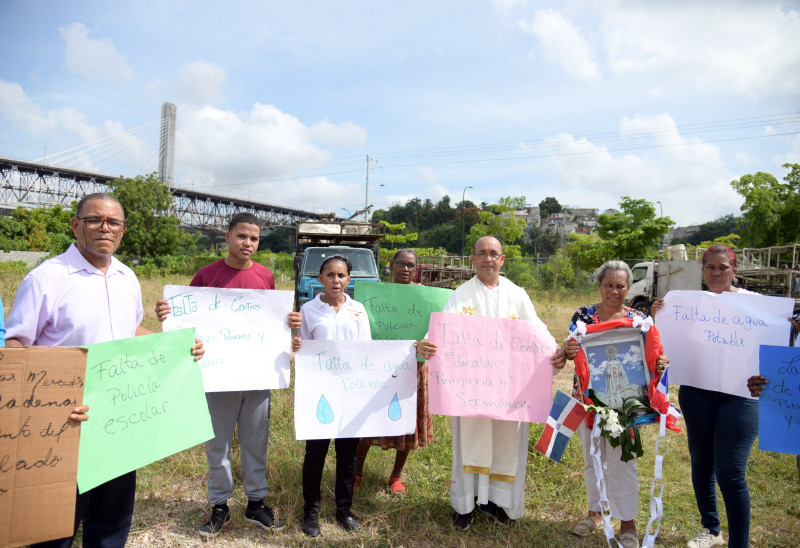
left=569, top=304, right=646, bottom=401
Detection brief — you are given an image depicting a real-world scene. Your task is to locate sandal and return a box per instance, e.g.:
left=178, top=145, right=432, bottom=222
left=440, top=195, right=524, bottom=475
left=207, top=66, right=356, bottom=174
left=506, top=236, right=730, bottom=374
left=354, top=475, right=362, bottom=491
left=572, top=517, right=599, bottom=537
left=620, top=532, right=639, bottom=548
left=388, top=476, right=406, bottom=493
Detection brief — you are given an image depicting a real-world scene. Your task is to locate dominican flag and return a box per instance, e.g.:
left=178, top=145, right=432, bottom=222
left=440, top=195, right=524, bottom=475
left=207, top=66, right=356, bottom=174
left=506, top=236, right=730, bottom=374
left=649, top=365, right=682, bottom=421
left=534, top=389, right=588, bottom=463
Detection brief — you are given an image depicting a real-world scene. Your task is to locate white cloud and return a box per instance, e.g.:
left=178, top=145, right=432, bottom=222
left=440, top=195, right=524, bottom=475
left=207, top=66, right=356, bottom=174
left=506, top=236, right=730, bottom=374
left=173, top=61, right=227, bottom=106
left=599, top=1, right=800, bottom=100
left=539, top=113, right=741, bottom=225
left=517, top=8, right=600, bottom=82
left=0, top=80, right=369, bottom=212
left=165, top=102, right=370, bottom=211
left=58, top=23, right=134, bottom=84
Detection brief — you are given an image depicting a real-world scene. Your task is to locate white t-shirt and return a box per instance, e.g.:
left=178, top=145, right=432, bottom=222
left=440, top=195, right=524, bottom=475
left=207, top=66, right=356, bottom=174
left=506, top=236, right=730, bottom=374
left=299, top=293, right=372, bottom=341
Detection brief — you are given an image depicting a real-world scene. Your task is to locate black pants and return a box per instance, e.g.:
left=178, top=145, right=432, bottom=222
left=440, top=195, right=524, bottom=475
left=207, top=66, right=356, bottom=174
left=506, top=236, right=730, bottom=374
left=32, top=471, right=136, bottom=548
left=302, top=438, right=358, bottom=517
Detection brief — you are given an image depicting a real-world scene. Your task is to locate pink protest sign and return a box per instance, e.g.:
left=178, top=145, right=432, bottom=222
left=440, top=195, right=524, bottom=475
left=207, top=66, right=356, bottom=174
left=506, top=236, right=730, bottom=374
left=427, top=312, right=557, bottom=422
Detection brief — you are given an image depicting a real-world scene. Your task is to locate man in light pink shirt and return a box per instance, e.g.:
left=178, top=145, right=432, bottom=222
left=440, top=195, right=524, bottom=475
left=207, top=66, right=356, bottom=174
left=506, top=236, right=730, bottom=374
left=5, top=192, right=202, bottom=548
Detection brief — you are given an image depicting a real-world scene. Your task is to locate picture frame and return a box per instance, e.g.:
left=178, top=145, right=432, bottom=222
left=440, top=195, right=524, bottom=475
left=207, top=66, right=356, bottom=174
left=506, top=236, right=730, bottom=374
left=580, top=327, right=651, bottom=411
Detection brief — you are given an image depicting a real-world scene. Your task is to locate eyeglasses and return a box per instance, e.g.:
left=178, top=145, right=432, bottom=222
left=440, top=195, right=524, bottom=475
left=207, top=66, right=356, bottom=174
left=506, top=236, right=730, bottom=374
left=393, top=260, right=417, bottom=270
left=78, top=216, right=127, bottom=233
left=473, top=250, right=503, bottom=260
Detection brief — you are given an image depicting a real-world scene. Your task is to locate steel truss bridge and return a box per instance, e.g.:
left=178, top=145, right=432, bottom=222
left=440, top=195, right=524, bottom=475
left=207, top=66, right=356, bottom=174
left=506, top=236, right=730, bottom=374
left=0, top=156, right=321, bottom=230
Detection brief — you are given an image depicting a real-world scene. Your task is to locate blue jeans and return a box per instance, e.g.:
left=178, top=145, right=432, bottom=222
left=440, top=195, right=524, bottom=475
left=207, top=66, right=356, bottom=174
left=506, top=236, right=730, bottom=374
left=678, top=385, right=758, bottom=548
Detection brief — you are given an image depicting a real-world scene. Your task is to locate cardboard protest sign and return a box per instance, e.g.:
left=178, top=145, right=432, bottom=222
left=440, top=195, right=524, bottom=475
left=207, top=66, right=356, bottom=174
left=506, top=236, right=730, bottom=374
left=758, top=345, right=800, bottom=455
left=77, top=329, right=213, bottom=493
left=426, top=312, right=558, bottom=422
left=354, top=281, right=452, bottom=341
left=294, top=340, right=417, bottom=440
left=658, top=290, right=793, bottom=398
left=0, top=347, right=86, bottom=547
left=162, top=285, right=294, bottom=391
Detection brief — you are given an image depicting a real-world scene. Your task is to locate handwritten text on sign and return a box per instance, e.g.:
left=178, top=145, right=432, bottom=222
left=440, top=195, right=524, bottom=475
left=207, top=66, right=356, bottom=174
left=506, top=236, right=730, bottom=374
left=294, top=340, right=417, bottom=440
left=77, top=329, right=213, bottom=493
left=758, top=345, right=800, bottom=455
left=426, top=312, right=558, bottom=422
left=658, top=290, right=793, bottom=398
left=354, top=281, right=452, bottom=341
left=162, top=285, right=294, bottom=391
left=0, top=347, right=86, bottom=547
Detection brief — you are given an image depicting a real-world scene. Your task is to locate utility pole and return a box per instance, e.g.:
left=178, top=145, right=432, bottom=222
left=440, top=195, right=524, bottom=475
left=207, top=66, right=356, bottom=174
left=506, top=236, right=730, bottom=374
left=364, top=155, right=370, bottom=221
left=364, top=155, right=380, bottom=221
left=461, top=185, right=474, bottom=260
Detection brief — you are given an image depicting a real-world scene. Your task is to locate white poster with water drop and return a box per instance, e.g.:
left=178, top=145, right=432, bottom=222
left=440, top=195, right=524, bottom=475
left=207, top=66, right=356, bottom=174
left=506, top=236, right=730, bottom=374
left=293, top=339, right=418, bottom=440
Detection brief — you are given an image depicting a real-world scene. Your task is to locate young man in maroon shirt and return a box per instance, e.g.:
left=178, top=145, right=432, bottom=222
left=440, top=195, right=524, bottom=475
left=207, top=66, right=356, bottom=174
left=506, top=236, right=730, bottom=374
left=157, top=212, right=300, bottom=539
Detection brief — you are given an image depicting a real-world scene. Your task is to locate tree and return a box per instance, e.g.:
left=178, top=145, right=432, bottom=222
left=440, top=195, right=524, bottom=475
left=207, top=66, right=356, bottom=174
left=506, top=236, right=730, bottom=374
left=466, top=196, right=527, bottom=257
left=539, top=196, right=562, bottom=218
left=418, top=224, right=460, bottom=253
left=566, top=233, right=612, bottom=272
left=260, top=227, right=293, bottom=253
left=521, top=226, right=563, bottom=257
left=671, top=214, right=740, bottom=246
left=0, top=205, right=74, bottom=252
left=379, top=220, right=418, bottom=249
left=110, top=173, right=189, bottom=258
left=731, top=163, right=800, bottom=247
left=595, top=197, right=674, bottom=259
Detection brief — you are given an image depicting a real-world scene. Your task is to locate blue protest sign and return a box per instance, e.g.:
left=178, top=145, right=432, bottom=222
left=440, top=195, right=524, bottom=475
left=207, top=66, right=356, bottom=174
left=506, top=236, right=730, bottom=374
left=758, top=345, right=800, bottom=455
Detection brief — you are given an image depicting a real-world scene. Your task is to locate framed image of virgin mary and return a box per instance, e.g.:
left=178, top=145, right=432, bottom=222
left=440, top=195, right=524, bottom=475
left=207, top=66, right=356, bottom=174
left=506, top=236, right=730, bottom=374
left=580, top=327, right=651, bottom=411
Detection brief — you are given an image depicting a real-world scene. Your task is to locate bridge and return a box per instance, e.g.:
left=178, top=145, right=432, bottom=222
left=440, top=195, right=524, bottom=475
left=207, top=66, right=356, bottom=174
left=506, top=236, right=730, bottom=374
left=0, top=156, right=321, bottom=229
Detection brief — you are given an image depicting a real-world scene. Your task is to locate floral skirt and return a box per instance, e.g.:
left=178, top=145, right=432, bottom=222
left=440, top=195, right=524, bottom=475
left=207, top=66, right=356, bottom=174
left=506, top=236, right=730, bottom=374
left=362, top=361, right=434, bottom=451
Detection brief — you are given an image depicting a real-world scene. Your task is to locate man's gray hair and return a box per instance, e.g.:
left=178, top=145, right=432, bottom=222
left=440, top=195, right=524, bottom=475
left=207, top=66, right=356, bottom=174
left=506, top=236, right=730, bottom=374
left=595, top=260, right=633, bottom=287
left=76, top=193, right=124, bottom=218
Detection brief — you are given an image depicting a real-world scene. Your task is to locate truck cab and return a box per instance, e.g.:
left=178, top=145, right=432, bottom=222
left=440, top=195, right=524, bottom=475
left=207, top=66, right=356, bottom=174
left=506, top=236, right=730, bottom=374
left=296, top=246, right=380, bottom=306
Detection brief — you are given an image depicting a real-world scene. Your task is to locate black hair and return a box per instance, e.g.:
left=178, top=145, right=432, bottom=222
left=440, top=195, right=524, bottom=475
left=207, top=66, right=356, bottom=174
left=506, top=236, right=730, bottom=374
left=76, top=193, right=124, bottom=218
left=320, top=254, right=352, bottom=274
left=228, top=212, right=261, bottom=232
left=391, top=248, right=418, bottom=263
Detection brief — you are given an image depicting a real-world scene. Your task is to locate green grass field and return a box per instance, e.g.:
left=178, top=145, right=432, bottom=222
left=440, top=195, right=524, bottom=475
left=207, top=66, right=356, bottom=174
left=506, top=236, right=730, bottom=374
left=2, top=268, right=799, bottom=547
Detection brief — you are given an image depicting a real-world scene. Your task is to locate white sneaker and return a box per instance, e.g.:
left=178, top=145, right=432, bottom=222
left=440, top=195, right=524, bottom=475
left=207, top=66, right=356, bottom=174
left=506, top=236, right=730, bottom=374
left=687, top=528, right=724, bottom=548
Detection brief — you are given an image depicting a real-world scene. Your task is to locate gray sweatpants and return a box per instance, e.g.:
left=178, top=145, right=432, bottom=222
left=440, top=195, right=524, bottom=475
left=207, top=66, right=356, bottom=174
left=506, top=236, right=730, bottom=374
left=204, top=390, right=271, bottom=505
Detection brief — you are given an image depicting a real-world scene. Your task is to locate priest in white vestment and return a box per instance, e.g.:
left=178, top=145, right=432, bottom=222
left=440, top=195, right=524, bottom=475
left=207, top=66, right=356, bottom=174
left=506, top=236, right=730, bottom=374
left=444, top=236, right=566, bottom=528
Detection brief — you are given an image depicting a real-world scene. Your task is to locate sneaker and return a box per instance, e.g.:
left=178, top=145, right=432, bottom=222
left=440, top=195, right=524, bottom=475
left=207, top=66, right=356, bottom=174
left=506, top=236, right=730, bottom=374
left=452, top=510, right=474, bottom=531
left=199, top=506, right=232, bottom=539
left=244, top=503, right=285, bottom=532
left=687, top=528, right=724, bottom=548
left=477, top=503, right=512, bottom=526
left=494, top=508, right=512, bottom=526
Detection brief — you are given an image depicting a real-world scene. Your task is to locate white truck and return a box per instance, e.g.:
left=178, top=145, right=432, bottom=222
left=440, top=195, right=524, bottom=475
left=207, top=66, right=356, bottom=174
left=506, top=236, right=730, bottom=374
left=625, top=260, right=702, bottom=314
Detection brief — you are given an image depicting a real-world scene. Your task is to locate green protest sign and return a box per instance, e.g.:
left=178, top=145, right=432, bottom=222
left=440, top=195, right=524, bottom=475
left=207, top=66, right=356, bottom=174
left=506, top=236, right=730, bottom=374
left=77, top=329, right=213, bottom=493
left=354, top=281, right=452, bottom=341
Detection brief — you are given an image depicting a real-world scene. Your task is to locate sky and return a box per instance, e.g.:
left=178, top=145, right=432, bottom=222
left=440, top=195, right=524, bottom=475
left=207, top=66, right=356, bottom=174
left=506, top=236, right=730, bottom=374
left=1, top=0, right=799, bottom=226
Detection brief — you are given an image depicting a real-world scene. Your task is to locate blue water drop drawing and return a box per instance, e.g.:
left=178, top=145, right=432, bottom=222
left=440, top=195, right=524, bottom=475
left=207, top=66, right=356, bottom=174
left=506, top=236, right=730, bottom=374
left=316, top=394, right=334, bottom=424
left=388, top=393, right=402, bottom=421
